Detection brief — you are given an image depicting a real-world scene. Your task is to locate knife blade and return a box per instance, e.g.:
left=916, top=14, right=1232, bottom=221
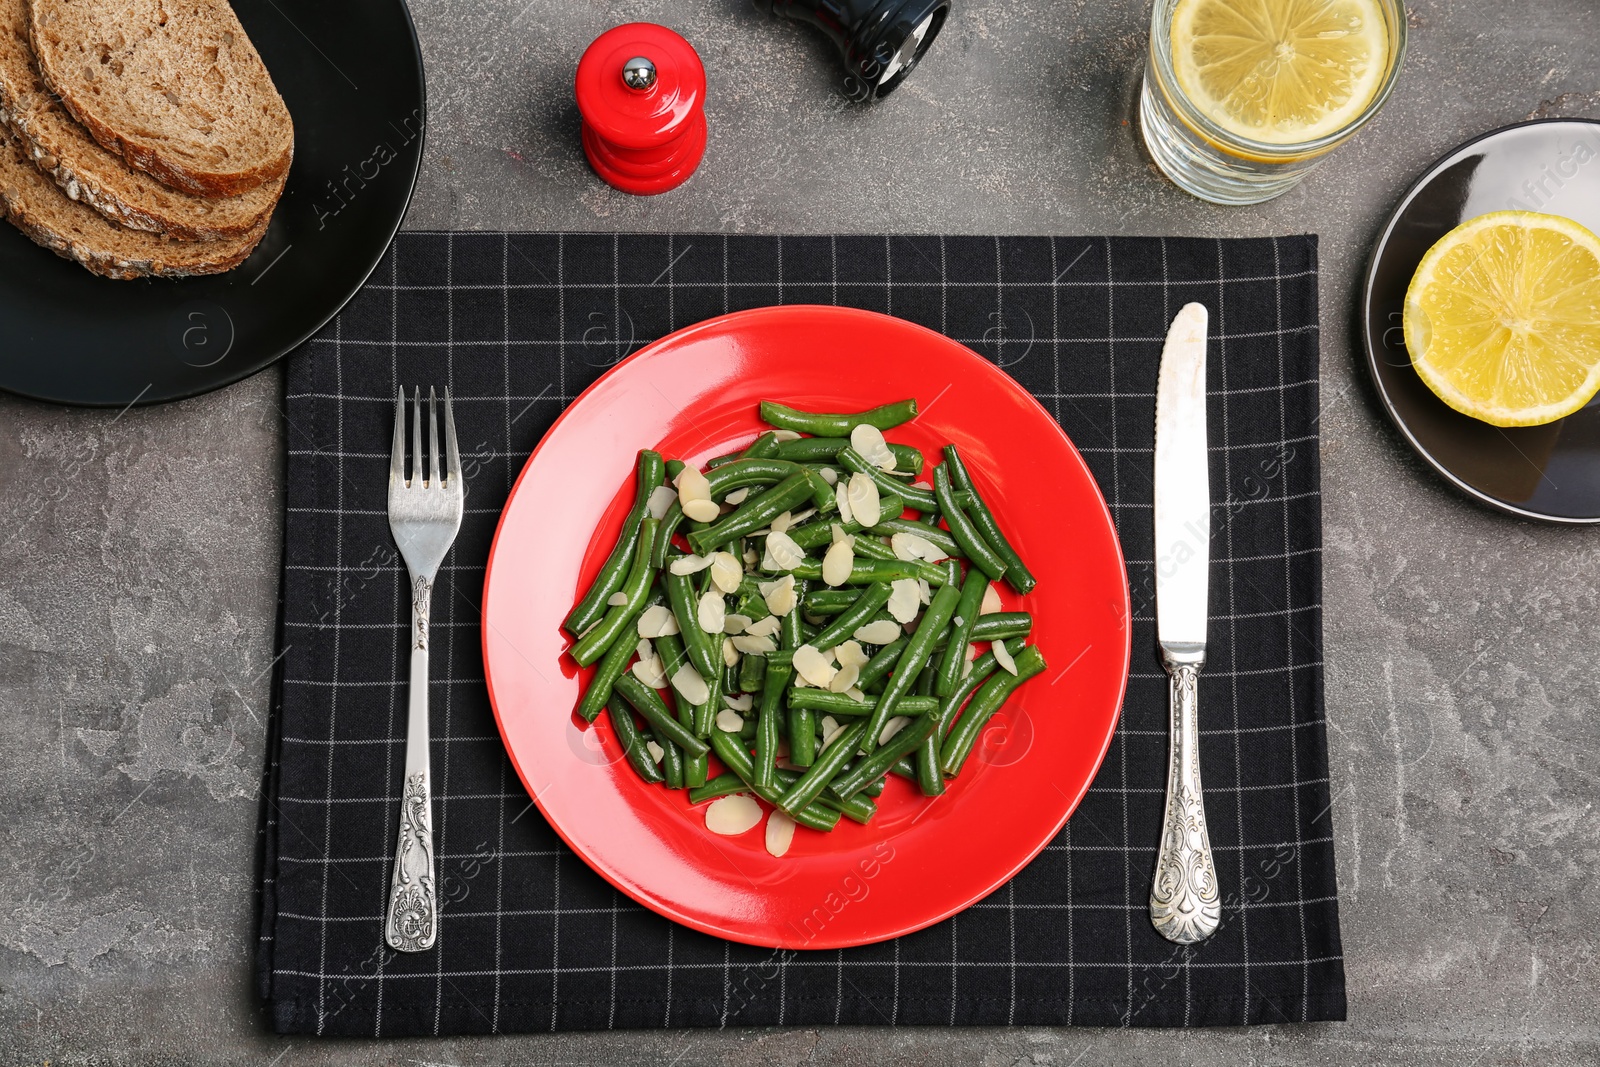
left=1149, top=301, right=1222, bottom=945
left=1154, top=301, right=1210, bottom=656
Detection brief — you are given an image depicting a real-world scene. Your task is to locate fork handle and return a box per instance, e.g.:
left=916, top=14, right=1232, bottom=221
left=1150, top=655, right=1222, bottom=944
left=386, top=575, right=438, bottom=952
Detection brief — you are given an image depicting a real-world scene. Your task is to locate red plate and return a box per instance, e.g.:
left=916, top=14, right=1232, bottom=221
left=482, top=306, right=1129, bottom=950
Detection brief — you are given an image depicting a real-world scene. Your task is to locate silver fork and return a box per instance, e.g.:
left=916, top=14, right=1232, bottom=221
left=384, top=386, right=464, bottom=953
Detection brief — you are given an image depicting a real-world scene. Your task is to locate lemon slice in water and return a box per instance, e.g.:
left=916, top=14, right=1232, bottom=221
left=1171, top=0, right=1390, bottom=145
left=1405, top=211, right=1600, bottom=428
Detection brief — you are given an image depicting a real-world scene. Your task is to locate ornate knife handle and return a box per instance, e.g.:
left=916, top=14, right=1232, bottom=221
left=386, top=575, right=438, bottom=952
left=1150, top=654, right=1222, bottom=944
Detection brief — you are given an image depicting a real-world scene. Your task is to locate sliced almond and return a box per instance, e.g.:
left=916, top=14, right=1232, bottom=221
left=631, top=654, right=667, bottom=689
left=918, top=579, right=932, bottom=605
left=722, top=636, right=740, bottom=667
left=993, top=639, right=1018, bottom=676
left=637, top=604, right=681, bottom=639
left=835, top=480, right=855, bottom=525
left=744, top=615, right=782, bottom=639
left=846, top=473, right=881, bottom=528
left=646, top=484, right=678, bottom=521
left=792, top=644, right=837, bottom=688
left=769, top=510, right=794, bottom=534
left=771, top=429, right=802, bottom=442
left=716, top=708, right=745, bottom=733
left=760, top=574, right=797, bottom=616
left=887, top=578, right=921, bottom=623
left=822, top=539, right=854, bottom=587
left=789, top=508, right=817, bottom=526
left=819, top=715, right=845, bottom=749
left=670, top=663, right=710, bottom=707
left=724, top=487, right=751, bottom=506
left=676, top=466, right=720, bottom=523
left=828, top=662, right=860, bottom=693
left=830, top=523, right=852, bottom=546
left=706, top=795, right=763, bottom=836
left=709, top=551, right=744, bottom=594
left=850, top=424, right=896, bottom=471
left=980, top=582, right=1004, bottom=615
left=765, top=810, right=797, bottom=857
left=879, top=716, right=910, bottom=746
left=845, top=686, right=867, bottom=702
left=731, top=633, right=777, bottom=655
left=891, top=530, right=946, bottom=563
left=669, top=554, right=713, bottom=576
left=764, top=530, right=806, bottom=571
left=646, top=741, right=665, bottom=764
left=724, top=692, right=754, bottom=711
left=724, top=613, right=752, bottom=635
left=853, top=619, right=902, bottom=645
left=834, top=640, right=868, bottom=669
left=606, top=591, right=629, bottom=607
left=817, top=467, right=839, bottom=485
left=743, top=545, right=760, bottom=568
left=698, top=591, right=726, bottom=635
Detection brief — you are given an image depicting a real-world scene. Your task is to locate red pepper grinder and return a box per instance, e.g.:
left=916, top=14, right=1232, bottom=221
left=576, top=23, right=707, bottom=196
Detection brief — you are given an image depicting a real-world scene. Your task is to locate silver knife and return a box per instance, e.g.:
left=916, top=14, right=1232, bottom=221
left=1150, top=302, right=1222, bottom=945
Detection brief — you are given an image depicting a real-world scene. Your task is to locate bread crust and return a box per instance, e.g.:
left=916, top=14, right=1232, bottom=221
left=25, top=0, right=293, bottom=198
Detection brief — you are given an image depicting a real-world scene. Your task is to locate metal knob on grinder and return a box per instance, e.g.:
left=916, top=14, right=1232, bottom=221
left=576, top=24, right=707, bottom=195
left=753, top=0, right=950, bottom=102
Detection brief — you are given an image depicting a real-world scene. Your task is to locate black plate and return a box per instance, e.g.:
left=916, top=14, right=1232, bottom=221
left=0, top=0, right=424, bottom=407
left=1363, top=118, right=1600, bottom=523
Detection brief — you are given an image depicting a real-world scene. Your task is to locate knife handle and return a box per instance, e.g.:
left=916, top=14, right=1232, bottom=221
left=1150, top=656, right=1222, bottom=944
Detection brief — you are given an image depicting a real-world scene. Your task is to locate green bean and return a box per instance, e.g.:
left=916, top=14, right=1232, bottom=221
left=606, top=696, right=665, bottom=785
left=933, top=464, right=1006, bottom=581
left=575, top=592, right=661, bottom=723
left=944, top=445, right=1037, bottom=594
left=918, top=641, right=1005, bottom=790
left=566, top=450, right=665, bottom=635
left=571, top=518, right=659, bottom=667
left=708, top=731, right=839, bottom=832
left=789, top=557, right=947, bottom=588
left=867, top=518, right=961, bottom=559
left=916, top=727, right=945, bottom=797
left=694, top=656, right=724, bottom=740
left=848, top=535, right=899, bottom=563
left=829, top=715, right=936, bottom=800
left=836, top=446, right=939, bottom=511
left=755, top=653, right=792, bottom=792
left=940, top=645, right=1048, bottom=776
left=742, top=431, right=781, bottom=460
left=857, top=637, right=909, bottom=690
left=665, top=459, right=685, bottom=479
left=652, top=500, right=685, bottom=568
left=780, top=579, right=808, bottom=650
left=759, top=399, right=918, bottom=436
left=786, top=691, right=938, bottom=716
left=808, top=582, right=893, bottom=651
left=858, top=577, right=962, bottom=756
left=686, top=670, right=720, bottom=781
left=738, top=651, right=767, bottom=693
left=771, top=437, right=924, bottom=474
left=770, top=768, right=878, bottom=823
left=936, top=569, right=990, bottom=698
left=889, top=757, right=917, bottom=782
left=687, top=472, right=813, bottom=555
left=664, top=564, right=721, bottom=682
left=788, top=704, right=816, bottom=768
left=801, top=588, right=859, bottom=616
left=775, top=721, right=866, bottom=814
left=969, top=612, right=1034, bottom=643
left=703, top=458, right=802, bottom=498
left=654, top=628, right=689, bottom=677
left=688, top=773, right=749, bottom=805
left=612, top=674, right=709, bottom=758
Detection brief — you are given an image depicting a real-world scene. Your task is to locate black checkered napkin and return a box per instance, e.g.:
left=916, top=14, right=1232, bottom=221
left=257, top=233, right=1343, bottom=1035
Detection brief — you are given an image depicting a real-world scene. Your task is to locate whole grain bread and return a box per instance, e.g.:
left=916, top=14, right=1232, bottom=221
left=0, top=131, right=267, bottom=277
left=0, top=0, right=281, bottom=238
left=27, top=0, right=292, bottom=197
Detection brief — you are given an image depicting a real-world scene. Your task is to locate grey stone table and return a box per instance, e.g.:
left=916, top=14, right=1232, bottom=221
left=3, top=1, right=1599, bottom=1063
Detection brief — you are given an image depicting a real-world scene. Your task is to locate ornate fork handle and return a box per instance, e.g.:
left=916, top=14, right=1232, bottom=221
left=1150, top=655, right=1222, bottom=944
left=386, top=575, right=438, bottom=952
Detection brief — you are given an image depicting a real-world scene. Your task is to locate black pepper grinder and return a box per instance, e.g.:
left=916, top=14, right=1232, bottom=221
left=753, top=0, right=950, bottom=102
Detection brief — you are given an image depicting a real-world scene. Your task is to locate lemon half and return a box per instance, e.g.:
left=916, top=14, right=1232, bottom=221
left=1171, top=0, right=1391, bottom=146
left=1404, top=211, right=1600, bottom=428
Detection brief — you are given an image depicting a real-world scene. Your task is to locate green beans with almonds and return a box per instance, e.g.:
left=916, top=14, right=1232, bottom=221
left=944, top=445, right=1037, bottom=594
left=612, top=674, right=708, bottom=758
left=606, top=696, right=666, bottom=785
left=935, top=569, right=990, bottom=698
left=858, top=576, right=962, bottom=756
left=566, top=450, right=664, bottom=635
left=708, top=731, right=840, bottom=832
left=808, top=582, right=893, bottom=651
left=786, top=691, right=938, bottom=716
left=940, top=644, right=1048, bottom=776
left=775, top=720, right=866, bottom=814
left=772, top=436, right=924, bottom=474
left=758, top=399, right=918, bottom=436
left=829, top=715, right=937, bottom=800
left=571, top=518, right=659, bottom=666
left=687, top=471, right=814, bottom=555
left=786, top=486, right=901, bottom=548
left=688, top=768, right=876, bottom=825
left=836, top=446, right=938, bottom=511
left=933, top=463, right=1007, bottom=581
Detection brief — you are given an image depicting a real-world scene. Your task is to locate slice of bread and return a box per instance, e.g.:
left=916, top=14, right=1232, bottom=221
left=0, top=131, right=268, bottom=277
left=27, top=0, right=292, bottom=197
left=0, top=0, right=281, bottom=238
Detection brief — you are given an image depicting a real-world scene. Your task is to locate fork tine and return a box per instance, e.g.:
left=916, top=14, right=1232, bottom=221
left=391, top=387, right=406, bottom=486
left=427, top=387, right=441, bottom=488
left=411, top=386, right=422, bottom=486
left=442, top=387, right=462, bottom=486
